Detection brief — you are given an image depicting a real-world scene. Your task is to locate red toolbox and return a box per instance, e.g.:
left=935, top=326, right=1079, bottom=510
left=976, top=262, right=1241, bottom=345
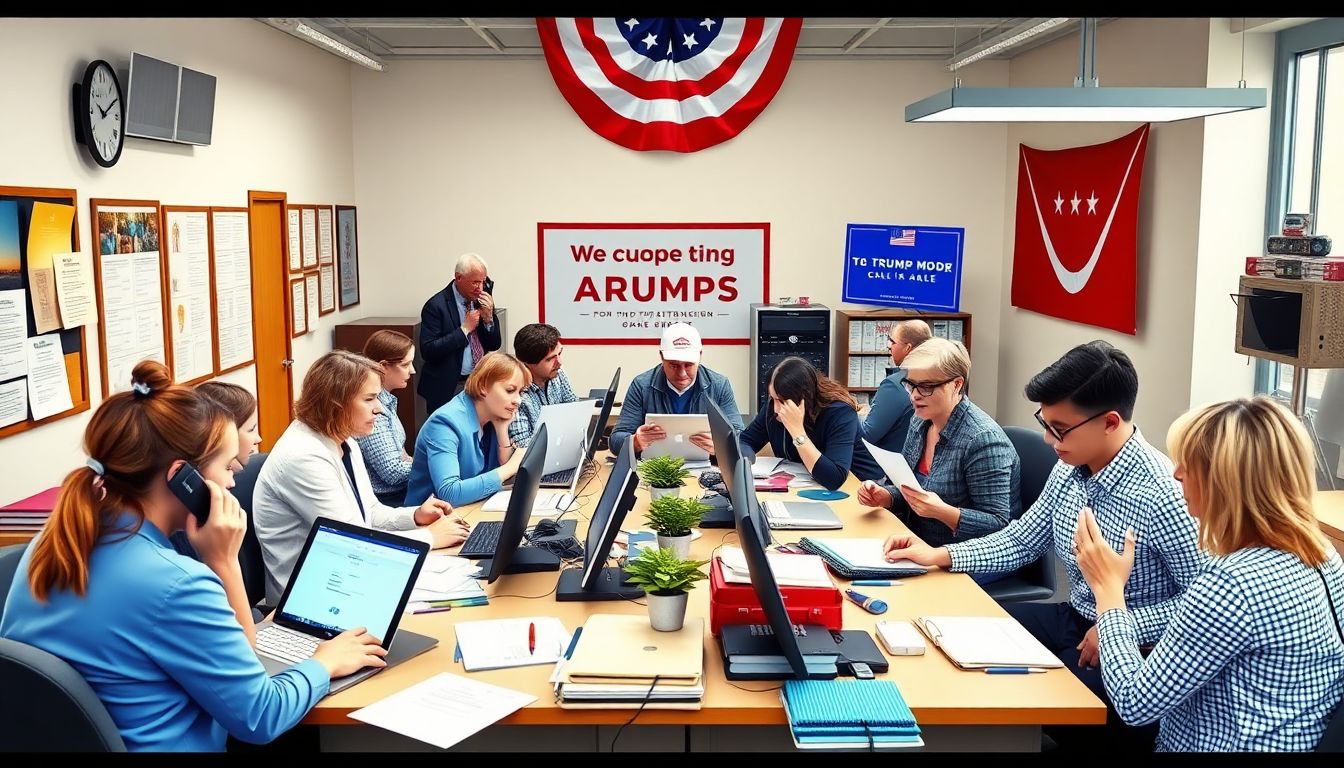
left=708, top=557, right=843, bottom=636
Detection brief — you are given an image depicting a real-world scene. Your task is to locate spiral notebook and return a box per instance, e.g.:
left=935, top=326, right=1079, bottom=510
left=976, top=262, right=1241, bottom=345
left=781, top=678, right=923, bottom=750
left=797, top=537, right=928, bottom=579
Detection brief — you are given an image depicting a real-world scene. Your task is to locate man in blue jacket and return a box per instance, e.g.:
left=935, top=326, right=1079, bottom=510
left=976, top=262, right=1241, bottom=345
left=860, top=318, right=931, bottom=455
left=610, top=323, right=745, bottom=457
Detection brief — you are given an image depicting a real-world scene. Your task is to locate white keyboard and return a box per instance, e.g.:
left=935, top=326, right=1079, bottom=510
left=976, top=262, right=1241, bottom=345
left=762, top=501, right=792, bottom=521
left=256, top=625, right=320, bottom=664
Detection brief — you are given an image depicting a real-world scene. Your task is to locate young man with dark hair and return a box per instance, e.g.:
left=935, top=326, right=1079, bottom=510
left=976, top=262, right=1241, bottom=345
left=883, top=340, right=1203, bottom=751
left=507, top=323, right=579, bottom=449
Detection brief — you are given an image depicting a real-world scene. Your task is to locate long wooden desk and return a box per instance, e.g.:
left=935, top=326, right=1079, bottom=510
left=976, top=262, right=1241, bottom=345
left=1316, top=491, right=1344, bottom=556
left=307, top=456, right=1106, bottom=751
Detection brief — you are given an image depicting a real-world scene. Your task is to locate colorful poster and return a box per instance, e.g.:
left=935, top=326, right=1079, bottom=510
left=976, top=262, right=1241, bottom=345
left=27, top=201, right=75, bottom=333
left=95, top=205, right=165, bottom=394
left=842, top=224, right=964, bottom=312
left=0, top=201, right=20, bottom=291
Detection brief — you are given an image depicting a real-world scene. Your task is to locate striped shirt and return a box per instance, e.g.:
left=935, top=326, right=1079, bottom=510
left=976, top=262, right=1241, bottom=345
left=1098, top=548, right=1344, bottom=751
left=354, top=389, right=411, bottom=500
left=947, top=427, right=1204, bottom=643
left=508, top=368, right=580, bottom=449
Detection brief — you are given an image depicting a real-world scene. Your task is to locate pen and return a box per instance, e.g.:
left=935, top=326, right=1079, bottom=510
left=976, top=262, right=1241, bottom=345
left=453, top=642, right=462, bottom=664
left=984, top=667, right=1048, bottom=674
left=563, top=626, right=584, bottom=660
left=528, top=621, right=536, bottom=655
left=411, top=606, right=451, bottom=615
left=851, top=580, right=901, bottom=587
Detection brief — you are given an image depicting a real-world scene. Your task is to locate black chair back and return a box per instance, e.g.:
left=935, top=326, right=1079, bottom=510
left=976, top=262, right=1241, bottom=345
left=1319, top=700, right=1344, bottom=751
left=233, top=452, right=269, bottom=610
left=983, top=427, right=1061, bottom=603
left=0, top=637, right=126, bottom=751
left=0, top=543, right=27, bottom=615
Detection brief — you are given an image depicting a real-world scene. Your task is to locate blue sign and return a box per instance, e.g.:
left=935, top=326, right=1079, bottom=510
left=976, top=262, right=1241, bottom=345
left=841, top=224, right=964, bottom=312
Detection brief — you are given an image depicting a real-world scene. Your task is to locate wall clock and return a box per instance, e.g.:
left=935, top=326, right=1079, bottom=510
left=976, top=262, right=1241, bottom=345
left=73, top=60, right=125, bottom=168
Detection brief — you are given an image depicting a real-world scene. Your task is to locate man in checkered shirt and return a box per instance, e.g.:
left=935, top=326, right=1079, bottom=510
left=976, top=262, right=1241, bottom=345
left=884, top=341, right=1203, bottom=751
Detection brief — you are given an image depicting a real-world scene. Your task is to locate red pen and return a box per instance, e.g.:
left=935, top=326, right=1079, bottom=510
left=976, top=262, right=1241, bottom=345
left=528, top=622, right=536, bottom=655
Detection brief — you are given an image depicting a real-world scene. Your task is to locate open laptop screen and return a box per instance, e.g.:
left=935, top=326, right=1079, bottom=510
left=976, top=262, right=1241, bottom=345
left=276, top=521, right=425, bottom=642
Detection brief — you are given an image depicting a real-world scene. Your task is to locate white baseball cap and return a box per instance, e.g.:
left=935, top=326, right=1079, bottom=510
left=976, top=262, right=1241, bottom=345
left=659, top=323, right=702, bottom=363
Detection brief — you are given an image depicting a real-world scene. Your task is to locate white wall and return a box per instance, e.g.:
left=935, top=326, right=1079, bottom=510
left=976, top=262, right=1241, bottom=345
left=0, top=18, right=359, bottom=502
left=349, top=57, right=1011, bottom=417
left=993, top=18, right=1268, bottom=441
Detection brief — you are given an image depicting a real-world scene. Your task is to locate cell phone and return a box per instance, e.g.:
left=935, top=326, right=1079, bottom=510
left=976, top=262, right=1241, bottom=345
left=168, top=462, right=211, bottom=527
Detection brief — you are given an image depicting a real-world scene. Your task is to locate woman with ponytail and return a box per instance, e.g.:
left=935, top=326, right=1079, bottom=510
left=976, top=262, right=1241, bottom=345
left=0, top=361, right=384, bottom=752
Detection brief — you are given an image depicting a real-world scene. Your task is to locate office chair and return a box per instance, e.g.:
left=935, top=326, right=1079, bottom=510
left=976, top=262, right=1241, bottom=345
left=233, top=453, right=269, bottom=611
left=0, top=637, right=126, bottom=751
left=1320, top=699, right=1344, bottom=751
left=983, top=426, right=1059, bottom=604
left=0, top=543, right=26, bottom=613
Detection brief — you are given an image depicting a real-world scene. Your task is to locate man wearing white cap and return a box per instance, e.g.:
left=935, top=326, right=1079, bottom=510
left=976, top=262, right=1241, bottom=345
left=609, top=323, right=745, bottom=457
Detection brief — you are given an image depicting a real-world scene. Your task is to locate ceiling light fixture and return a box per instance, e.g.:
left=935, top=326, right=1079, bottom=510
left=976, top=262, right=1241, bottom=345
left=908, top=17, right=1265, bottom=123
left=262, top=18, right=386, bottom=72
left=948, top=17, right=1071, bottom=71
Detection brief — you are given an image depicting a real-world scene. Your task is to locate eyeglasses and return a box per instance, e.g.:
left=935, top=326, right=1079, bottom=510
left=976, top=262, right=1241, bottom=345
left=1034, top=407, right=1107, bottom=442
left=899, top=376, right=958, bottom=397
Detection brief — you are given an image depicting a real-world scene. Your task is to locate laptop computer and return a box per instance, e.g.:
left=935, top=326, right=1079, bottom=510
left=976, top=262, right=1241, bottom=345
left=535, top=399, right=596, bottom=487
left=761, top=500, right=843, bottom=530
left=254, top=517, right=438, bottom=695
left=642, top=413, right=712, bottom=460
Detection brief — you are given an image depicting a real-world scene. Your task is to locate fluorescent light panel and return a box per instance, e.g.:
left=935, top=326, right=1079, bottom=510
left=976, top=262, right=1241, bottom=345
left=950, top=18, right=1071, bottom=71
left=294, top=22, right=385, bottom=71
left=905, top=86, right=1267, bottom=123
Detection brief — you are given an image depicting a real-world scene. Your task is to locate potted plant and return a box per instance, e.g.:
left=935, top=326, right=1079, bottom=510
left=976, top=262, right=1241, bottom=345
left=622, top=546, right=709, bottom=631
left=645, top=495, right=710, bottom=559
left=637, top=455, right=690, bottom=501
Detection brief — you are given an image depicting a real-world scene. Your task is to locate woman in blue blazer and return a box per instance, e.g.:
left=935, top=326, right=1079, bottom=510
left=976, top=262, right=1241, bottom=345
left=738, top=356, right=884, bottom=490
left=405, top=352, right=531, bottom=507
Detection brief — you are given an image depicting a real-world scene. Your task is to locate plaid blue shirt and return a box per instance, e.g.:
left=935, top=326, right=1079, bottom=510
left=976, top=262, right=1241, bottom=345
left=508, top=368, right=579, bottom=448
left=354, top=389, right=410, bottom=498
left=947, top=427, right=1204, bottom=644
left=1098, top=548, right=1344, bottom=751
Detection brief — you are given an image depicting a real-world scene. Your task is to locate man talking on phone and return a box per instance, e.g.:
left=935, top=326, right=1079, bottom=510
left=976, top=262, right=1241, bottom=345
left=418, top=253, right=502, bottom=415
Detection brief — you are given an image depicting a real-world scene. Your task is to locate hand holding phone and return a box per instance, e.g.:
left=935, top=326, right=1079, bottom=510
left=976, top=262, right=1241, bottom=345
left=168, top=462, right=211, bottom=526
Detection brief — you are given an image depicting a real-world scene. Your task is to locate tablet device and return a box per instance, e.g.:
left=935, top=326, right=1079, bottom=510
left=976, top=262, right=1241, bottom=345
left=641, top=413, right=712, bottom=460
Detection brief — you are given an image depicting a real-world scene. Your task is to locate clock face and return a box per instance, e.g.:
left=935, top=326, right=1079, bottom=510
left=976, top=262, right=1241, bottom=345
left=82, top=61, right=124, bottom=167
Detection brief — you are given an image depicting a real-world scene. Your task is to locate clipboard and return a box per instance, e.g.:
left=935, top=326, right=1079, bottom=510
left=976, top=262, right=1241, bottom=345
left=912, top=616, right=1063, bottom=670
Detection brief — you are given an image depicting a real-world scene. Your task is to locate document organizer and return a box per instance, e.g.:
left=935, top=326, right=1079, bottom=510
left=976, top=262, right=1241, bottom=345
left=781, top=678, right=923, bottom=750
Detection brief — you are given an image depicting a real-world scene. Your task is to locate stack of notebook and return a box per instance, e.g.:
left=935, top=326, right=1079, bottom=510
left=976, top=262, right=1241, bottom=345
left=797, top=537, right=929, bottom=579
left=556, top=614, right=705, bottom=710
left=781, top=678, right=923, bottom=750
left=0, top=487, right=59, bottom=535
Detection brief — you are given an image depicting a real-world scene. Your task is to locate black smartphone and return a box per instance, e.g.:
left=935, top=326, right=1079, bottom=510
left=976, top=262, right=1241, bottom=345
left=168, top=462, right=211, bottom=527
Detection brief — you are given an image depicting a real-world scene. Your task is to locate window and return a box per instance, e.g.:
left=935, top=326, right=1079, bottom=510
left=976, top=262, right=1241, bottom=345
left=1258, top=19, right=1344, bottom=407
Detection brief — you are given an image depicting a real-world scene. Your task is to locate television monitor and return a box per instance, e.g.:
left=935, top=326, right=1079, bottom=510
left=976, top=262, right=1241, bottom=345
left=555, top=437, right=643, bottom=601
left=480, top=424, right=559, bottom=581
left=730, top=458, right=838, bottom=680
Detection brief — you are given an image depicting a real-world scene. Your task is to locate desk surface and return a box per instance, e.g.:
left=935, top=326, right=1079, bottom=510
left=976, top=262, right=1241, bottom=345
left=307, top=458, right=1107, bottom=728
left=1316, top=491, right=1344, bottom=540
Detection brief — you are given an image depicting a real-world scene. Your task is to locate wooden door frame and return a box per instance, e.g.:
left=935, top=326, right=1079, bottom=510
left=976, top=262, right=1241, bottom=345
left=247, top=190, right=294, bottom=424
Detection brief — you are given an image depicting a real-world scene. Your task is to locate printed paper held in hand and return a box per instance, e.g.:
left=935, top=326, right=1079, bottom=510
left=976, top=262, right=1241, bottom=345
left=863, top=439, right=924, bottom=491
left=349, top=672, right=535, bottom=749
left=454, top=616, right=568, bottom=671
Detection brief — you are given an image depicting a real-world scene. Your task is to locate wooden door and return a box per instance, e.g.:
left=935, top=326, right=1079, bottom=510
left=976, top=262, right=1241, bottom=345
left=248, top=191, right=293, bottom=452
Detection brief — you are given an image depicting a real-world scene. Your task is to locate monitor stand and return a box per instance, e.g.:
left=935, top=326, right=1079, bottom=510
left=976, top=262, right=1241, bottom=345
left=555, top=567, right=645, bottom=601
left=477, top=546, right=562, bottom=575
left=699, top=493, right=734, bottom=528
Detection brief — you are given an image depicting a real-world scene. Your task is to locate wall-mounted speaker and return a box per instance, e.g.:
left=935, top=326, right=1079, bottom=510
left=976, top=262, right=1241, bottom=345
left=126, top=51, right=215, bottom=146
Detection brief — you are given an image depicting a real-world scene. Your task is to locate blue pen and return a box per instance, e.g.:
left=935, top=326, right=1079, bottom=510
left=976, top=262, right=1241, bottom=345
left=453, top=642, right=462, bottom=664
left=984, top=667, right=1048, bottom=674
left=563, top=626, right=584, bottom=659
left=851, top=580, right=901, bottom=587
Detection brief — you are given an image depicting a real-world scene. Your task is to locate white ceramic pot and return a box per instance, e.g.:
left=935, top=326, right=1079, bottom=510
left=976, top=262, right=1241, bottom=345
left=657, top=533, right=693, bottom=560
left=649, top=485, right=681, bottom=501
left=647, top=591, right=689, bottom=632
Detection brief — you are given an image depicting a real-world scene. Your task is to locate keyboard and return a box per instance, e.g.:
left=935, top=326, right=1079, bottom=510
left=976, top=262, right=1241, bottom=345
left=256, top=625, right=320, bottom=664
left=540, top=466, right=576, bottom=486
left=763, top=501, right=792, bottom=520
left=748, top=623, right=809, bottom=638
left=459, top=520, right=503, bottom=558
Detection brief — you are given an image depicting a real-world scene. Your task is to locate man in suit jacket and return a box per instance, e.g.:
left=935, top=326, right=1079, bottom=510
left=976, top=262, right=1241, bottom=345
left=418, top=253, right=502, bottom=415
left=861, top=319, right=932, bottom=455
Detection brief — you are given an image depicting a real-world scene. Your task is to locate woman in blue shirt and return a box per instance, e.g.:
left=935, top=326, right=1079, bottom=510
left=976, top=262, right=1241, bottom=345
left=405, top=351, right=531, bottom=507
left=1075, top=396, right=1344, bottom=752
left=356, top=330, right=417, bottom=506
left=738, top=356, right=883, bottom=490
left=0, top=360, right=383, bottom=752
left=857, top=338, right=1019, bottom=565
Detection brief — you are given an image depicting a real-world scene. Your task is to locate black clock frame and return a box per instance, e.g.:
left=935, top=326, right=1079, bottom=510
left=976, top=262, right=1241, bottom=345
left=72, top=59, right=125, bottom=168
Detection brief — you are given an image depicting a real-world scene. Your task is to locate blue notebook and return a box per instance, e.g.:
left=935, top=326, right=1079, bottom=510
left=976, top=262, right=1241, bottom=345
left=781, top=679, right=923, bottom=750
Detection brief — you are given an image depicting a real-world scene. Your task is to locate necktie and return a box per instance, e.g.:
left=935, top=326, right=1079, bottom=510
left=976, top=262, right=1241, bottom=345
left=340, top=442, right=367, bottom=522
left=469, top=326, right=485, bottom=366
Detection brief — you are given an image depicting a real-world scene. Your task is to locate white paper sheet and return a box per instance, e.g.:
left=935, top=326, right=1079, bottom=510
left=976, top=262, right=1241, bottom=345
left=25, top=334, right=72, bottom=420
left=0, top=378, right=27, bottom=428
left=211, top=211, right=254, bottom=370
left=718, top=545, right=831, bottom=587
left=0, top=289, right=27, bottom=382
left=166, top=212, right=214, bottom=382
left=348, top=672, right=535, bottom=750
left=862, top=439, right=924, bottom=491
left=52, top=253, right=96, bottom=328
left=454, top=616, right=568, bottom=671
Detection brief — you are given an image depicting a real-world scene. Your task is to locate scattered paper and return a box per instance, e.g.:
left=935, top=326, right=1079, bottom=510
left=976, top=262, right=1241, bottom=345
left=481, top=489, right=575, bottom=516
left=0, top=289, right=27, bottom=382
left=863, top=439, right=924, bottom=491
left=455, top=616, right=568, bottom=672
left=751, top=457, right=785, bottom=478
left=718, top=545, right=832, bottom=588
left=0, top=379, right=27, bottom=428
left=348, top=671, right=535, bottom=750
left=25, top=334, right=72, bottom=420
left=52, top=252, right=96, bottom=328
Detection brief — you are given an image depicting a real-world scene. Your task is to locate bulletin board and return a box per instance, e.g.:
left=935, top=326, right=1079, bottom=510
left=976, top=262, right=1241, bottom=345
left=89, top=197, right=170, bottom=399
left=0, top=185, right=91, bottom=441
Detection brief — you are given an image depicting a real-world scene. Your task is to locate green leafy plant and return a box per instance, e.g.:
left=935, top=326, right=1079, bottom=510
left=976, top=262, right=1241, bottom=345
left=646, top=495, right=710, bottom=537
left=636, top=455, right=691, bottom=489
left=623, top=546, right=709, bottom=595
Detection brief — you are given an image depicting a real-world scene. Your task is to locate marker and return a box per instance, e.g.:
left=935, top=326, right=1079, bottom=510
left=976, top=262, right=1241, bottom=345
left=528, top=621, right=537, bottom=655
left=412, top=606, right=452, bottom=615
left=984, top=667, right=1048, bottom=674
left=851, top=580, right=901, bottom=587
left=844, top=589, right=888, bottom=615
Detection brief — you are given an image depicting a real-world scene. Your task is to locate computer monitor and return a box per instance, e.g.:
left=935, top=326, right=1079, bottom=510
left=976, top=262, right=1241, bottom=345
left=706, top=398, right=742, bottom=498
left=555, top=438, right=643, bottom=601
left=731, top=462, right=809, bottom=679
left=480, top=424, right=558, bottom=581
left=583, top=367, right=621, bottom=465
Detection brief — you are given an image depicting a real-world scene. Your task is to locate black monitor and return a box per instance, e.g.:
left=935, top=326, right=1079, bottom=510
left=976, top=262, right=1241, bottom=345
left=584, top=367, right=621, bottom=464
left=480, top=424, right=558, bottom=581
left=706, top=398, right=742, bottom=498
left=555, top=438, right=643, bottom=601
left=731, top=456, right=772, bottom=550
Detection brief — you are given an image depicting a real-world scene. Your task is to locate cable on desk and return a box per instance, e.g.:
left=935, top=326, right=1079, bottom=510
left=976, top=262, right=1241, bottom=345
left=608, top=675, right=661, bottom=752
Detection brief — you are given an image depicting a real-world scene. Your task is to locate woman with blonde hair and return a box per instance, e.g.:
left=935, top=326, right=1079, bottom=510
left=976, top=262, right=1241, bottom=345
left=405, top=351, right=530, bottom=507
left=1075, top=396, right=1344, bottom=751
left=253, top=350, right=468, bottom=606
left=1, top=361, right=382, bottom=751
left=355, top=330, right=417, bottom=506
left=858, top=338, right=1019, bottom=564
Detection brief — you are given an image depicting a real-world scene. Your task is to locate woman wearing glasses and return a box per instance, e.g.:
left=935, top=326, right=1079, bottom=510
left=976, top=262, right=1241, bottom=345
left=857, top=338, right=1019, bottom=571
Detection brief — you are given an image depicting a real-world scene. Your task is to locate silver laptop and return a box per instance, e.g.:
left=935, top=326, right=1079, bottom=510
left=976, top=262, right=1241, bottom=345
left=642, top=413, right=712, bottom=460
left=254, top=517, right=438, bottom=695
left=761, top=500, right=843, bottom=530
left=536, top=399, right=596, bottom=488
